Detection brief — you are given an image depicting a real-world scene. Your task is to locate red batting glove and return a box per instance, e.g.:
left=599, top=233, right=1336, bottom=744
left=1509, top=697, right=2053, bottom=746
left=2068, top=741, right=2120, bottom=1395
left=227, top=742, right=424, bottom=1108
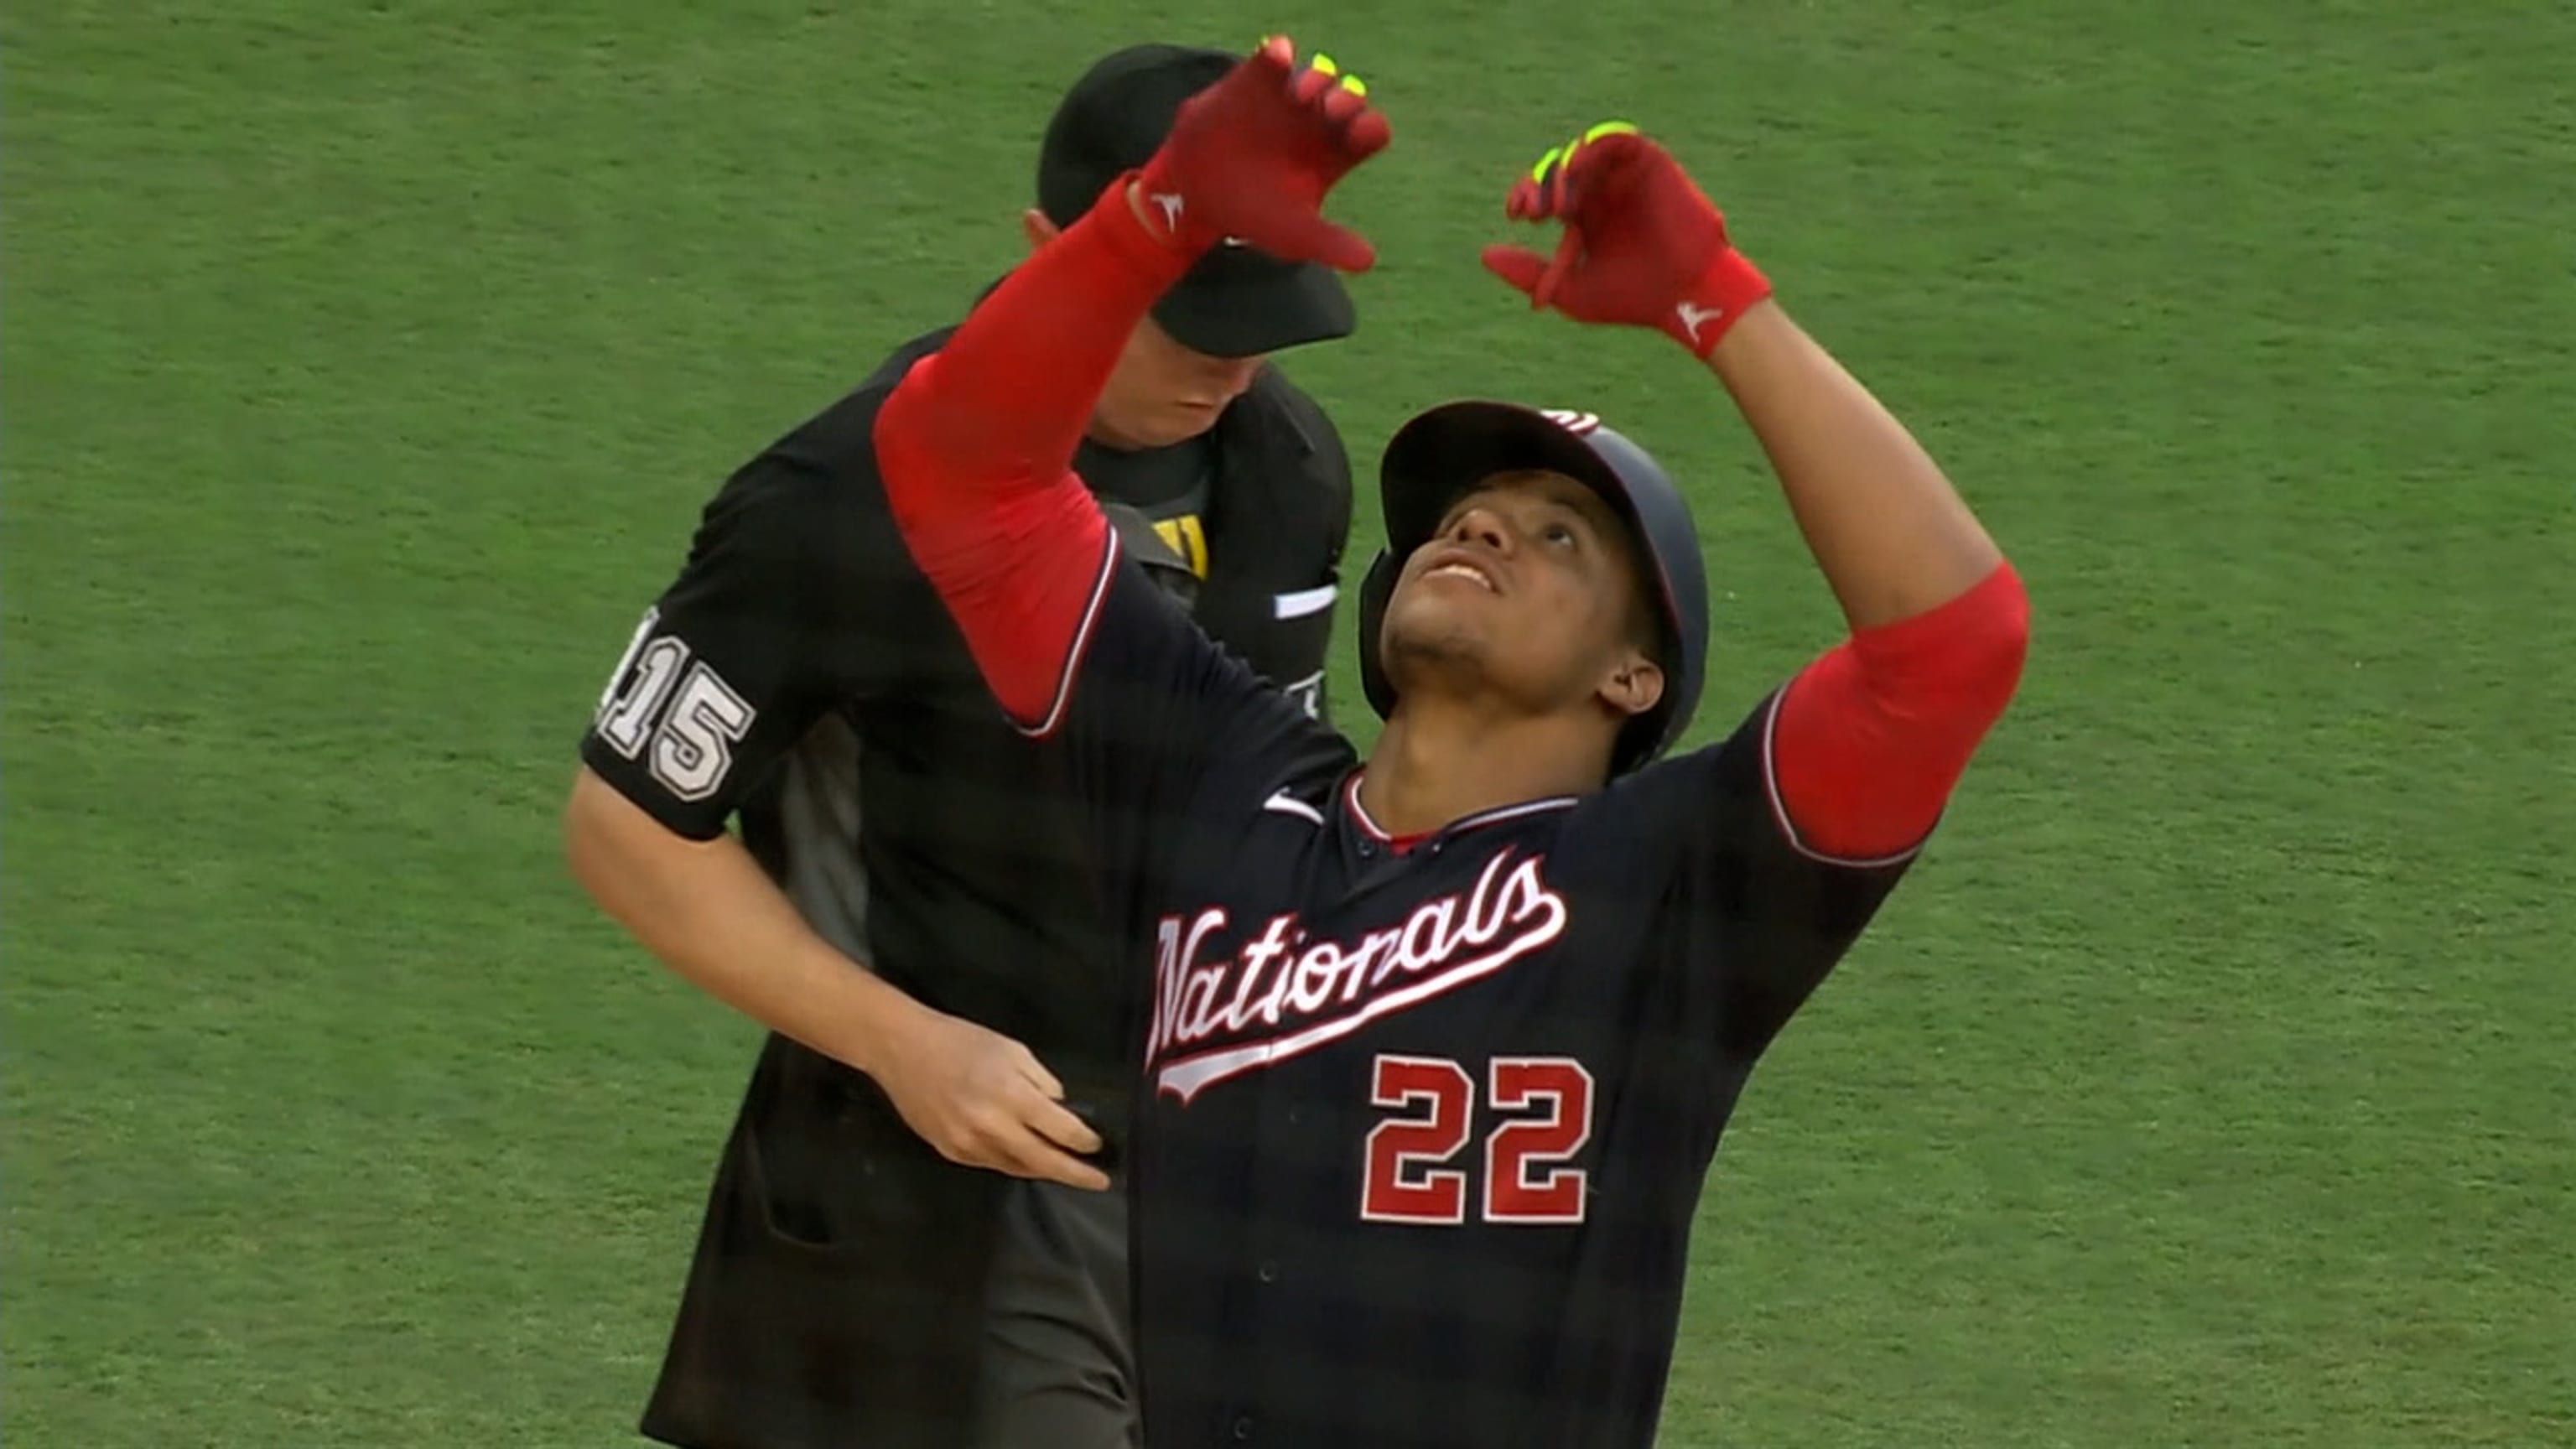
left=1480, top=123, right=1772, bottom=358
left=1132, top=36, right=1392, bottom=272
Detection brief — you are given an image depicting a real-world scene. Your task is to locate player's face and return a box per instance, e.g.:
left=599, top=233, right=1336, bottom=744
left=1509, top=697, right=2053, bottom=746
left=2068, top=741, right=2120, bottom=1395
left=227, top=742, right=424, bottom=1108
left=1091, top=315, right=1267, bottom=450
left=1382, top=470, right=1665, bottom=729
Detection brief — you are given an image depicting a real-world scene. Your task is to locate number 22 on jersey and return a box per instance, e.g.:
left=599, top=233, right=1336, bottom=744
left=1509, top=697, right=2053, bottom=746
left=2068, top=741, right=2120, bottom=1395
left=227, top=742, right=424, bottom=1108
left=1360, top=1054, right=1595, bottom=1226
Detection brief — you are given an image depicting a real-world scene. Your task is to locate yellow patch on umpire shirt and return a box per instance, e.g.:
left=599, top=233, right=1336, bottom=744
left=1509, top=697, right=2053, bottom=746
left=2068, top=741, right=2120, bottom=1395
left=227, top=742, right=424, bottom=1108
left=1153, top=514, right=1211, bottom=579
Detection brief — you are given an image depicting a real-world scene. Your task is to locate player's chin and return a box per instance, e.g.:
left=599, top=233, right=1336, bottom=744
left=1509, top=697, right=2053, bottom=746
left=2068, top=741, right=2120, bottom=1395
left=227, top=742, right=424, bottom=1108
left=1381, top=600, right=1494, bottom=677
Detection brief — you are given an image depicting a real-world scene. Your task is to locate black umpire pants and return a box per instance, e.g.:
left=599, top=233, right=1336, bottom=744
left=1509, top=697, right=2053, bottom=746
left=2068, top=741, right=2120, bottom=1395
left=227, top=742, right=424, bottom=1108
left=639, top=1046, right=1138, bottom=1449
left=969, top=1179, right=1139, bottom=1449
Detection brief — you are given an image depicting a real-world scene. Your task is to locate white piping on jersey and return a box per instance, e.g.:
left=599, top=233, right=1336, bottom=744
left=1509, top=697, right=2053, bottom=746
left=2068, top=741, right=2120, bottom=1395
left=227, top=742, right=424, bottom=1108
left=1758, top=688, right=1930, bottom=869
left=1342, top=771, right=1579, bottom=844
left=1271, top=582, right=1338, bottom=619
left=1015, top=528, right=1124, bottom=742
left=1261, top=788, right=1326, bottom=825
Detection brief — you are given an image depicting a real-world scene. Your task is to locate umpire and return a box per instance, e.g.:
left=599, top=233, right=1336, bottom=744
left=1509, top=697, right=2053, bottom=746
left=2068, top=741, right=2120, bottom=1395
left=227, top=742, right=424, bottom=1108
left=562, top=43, right=1358, bottom=1449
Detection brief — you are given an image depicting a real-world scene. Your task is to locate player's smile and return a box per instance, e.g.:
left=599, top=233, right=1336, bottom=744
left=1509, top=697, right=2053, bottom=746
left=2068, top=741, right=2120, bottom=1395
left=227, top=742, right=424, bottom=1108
left=1414, top=545, right=1502, bottom=594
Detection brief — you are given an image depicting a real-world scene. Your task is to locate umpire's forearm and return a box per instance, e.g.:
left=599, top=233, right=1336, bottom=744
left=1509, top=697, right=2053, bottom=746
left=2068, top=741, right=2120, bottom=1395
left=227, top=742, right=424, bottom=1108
left=563, top=767, right=931, bottom=1078
left=1705, top=302, right=2003, bottom=630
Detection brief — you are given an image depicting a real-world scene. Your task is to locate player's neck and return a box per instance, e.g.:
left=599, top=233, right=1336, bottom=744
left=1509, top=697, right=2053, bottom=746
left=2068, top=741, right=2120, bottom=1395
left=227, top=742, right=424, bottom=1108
left=1359, top=706, right=1611, bottom=838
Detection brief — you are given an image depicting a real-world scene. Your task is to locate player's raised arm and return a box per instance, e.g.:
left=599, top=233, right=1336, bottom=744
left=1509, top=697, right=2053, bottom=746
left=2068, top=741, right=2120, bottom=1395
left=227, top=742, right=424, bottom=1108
left=873, top=37, right=1389, bottom=732
left=1483, top=126, right=2028, bottom=860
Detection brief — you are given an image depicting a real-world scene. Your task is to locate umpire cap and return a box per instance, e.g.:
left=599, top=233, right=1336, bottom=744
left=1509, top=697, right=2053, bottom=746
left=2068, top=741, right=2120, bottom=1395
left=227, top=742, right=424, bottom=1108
left=1037, top=44, right=1358, bottom=358
left=1356, top=402, right=1711, bottom=776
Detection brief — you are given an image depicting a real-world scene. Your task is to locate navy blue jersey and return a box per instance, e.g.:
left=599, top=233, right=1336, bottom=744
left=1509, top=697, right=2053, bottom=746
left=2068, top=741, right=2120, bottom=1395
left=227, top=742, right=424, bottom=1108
left=1045, top=544, right=1920, bottom=1449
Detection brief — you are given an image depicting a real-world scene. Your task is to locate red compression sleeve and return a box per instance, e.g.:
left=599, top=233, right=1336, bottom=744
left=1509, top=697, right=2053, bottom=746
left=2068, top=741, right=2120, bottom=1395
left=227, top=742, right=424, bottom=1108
left=874, top=178, right=1202, bottom=729
left=1768, top=563, right=2030, bottom=860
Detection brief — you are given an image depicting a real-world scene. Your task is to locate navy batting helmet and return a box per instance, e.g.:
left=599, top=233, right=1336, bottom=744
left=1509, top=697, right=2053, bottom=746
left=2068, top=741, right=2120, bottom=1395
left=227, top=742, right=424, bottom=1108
left=1356, top=401, right=1711, bottom=776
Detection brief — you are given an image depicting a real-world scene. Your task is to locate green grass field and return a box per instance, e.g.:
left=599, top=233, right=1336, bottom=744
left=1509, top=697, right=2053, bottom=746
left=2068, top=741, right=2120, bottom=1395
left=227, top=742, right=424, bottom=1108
left=7, top=2, right=2573, bottom=1444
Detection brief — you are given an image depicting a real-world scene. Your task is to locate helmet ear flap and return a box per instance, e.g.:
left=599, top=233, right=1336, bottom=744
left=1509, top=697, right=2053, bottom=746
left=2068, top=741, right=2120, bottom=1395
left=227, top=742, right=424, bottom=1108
left=1355, top=548, right=1402, bottom=720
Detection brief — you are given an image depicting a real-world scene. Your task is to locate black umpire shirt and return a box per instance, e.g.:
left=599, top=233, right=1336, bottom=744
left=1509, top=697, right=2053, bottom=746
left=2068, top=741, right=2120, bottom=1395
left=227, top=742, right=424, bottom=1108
left=579, top=320, right=1352, bottom=1449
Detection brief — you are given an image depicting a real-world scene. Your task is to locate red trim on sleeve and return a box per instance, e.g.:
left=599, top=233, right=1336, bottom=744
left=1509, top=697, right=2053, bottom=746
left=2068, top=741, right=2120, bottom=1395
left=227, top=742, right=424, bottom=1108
left=1768, top=563, right=2030, bottom=862
left=872, top=175, right=1203, bottom=730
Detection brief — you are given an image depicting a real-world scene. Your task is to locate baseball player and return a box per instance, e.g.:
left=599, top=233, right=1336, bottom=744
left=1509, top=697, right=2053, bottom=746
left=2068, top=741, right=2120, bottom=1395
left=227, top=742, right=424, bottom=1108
left=869, top=39, right=2032, bottom=1447
left=564, top=43, right=1364, bottom=1449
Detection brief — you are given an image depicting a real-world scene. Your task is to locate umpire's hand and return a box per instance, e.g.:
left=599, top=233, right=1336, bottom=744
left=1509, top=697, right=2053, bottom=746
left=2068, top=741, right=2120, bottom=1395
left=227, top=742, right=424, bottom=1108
left=873, top=1008, right=1111, bottom=1192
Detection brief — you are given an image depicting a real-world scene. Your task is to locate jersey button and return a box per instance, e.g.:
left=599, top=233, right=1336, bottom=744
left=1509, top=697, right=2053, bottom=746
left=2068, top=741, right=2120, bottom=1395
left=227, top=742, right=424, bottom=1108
left=1256, top=1259, right=1279, bottom=1283
left=1233, top=1415, right=1255, bottom=1441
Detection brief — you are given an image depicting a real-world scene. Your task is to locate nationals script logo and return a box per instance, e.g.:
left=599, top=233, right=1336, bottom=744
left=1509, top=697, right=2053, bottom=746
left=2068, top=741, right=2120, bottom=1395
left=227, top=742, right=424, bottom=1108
left=1146, top=848, right=1569, bottom=1104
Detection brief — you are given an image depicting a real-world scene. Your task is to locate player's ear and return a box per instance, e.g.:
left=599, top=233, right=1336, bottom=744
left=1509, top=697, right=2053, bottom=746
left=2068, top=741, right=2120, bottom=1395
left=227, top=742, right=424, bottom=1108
left=1021, top=207, right=1062, bottom=254
left=1597, top=650, right=1665, bottom=720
